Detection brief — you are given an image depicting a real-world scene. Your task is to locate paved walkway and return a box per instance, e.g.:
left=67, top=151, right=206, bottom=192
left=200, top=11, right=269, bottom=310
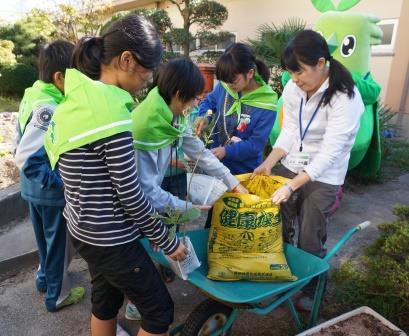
left=1, top=174, right=409, bottom=336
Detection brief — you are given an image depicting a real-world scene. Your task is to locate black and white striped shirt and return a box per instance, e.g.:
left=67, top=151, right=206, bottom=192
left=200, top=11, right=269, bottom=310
left=58, top=131, right=179, bottom=254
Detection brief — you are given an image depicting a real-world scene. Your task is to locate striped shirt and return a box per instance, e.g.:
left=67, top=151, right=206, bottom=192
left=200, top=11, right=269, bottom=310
left=58, top=131, right=179, bottom=254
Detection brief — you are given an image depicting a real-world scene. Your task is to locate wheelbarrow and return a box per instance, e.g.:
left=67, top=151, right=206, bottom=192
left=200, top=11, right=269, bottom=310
left=141, top=221, right=370, bottom=336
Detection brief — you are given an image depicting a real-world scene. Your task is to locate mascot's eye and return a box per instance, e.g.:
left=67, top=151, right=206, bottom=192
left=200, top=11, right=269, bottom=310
left=340, top=35, right=356, bottom=57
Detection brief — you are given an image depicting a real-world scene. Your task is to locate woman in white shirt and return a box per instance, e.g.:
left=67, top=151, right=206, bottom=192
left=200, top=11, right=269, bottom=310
left=253, top=30, right=364, bottom=308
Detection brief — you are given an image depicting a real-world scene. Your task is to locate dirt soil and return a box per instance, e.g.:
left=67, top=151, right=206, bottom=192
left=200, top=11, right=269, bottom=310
left=310, top=313, right=402, bottom=336
left=0, top=112, right=19, bottom=189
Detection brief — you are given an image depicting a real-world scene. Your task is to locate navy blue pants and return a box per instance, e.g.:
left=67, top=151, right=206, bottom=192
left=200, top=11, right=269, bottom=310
left=161, top=172, right=187, bottom=200
left=28, top=203, right=72, bottom=311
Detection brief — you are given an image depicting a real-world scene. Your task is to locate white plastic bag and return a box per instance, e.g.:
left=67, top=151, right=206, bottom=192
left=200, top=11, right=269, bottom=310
left=165, top=236, right=201, bottom=280
left=186, top=173, right=228, bottom=206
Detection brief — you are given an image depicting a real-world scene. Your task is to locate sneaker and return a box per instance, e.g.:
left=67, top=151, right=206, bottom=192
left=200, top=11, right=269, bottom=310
left=35, top=268, right=47, bottom=293
left=50, top=286, right=86, bottom=312
left=125, top=302, right=141, bottom=321
left=116, top=324, right=130, bottom=336
left=35, top=278, right=47, bottom=293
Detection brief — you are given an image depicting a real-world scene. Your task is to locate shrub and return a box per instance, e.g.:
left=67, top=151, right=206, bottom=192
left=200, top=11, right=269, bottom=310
left=331, top=204, right=409, bottom=332
left=196, top=51, right=223, bottom=64
left=0, top=63, right=37, bottom=97
left=0, top=96, right=20, bottom=112
left=162, top=51, right=182, bottom=62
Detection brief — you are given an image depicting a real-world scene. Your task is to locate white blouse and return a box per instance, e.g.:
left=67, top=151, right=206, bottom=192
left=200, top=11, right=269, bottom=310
left=274, top=78, right=364, bottom=185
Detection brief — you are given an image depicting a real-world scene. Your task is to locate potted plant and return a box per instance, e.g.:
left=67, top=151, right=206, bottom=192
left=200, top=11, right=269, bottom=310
left=296, top=306, right=406, bottom=336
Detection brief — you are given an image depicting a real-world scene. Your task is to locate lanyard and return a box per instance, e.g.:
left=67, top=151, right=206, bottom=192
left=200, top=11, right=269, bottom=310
left=298, top=92, right=326, bottom=152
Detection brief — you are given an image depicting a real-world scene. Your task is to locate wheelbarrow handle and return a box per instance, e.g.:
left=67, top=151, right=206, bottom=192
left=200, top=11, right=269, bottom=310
left=357, top=220, right=371, bottom=230
left=324, top=221, right=371, bottom=262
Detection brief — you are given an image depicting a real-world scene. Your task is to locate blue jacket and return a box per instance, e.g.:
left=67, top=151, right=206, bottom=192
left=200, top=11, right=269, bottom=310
left=198, top=83, right=276, bottom=174
left=15, top=102, right=65, bottom=207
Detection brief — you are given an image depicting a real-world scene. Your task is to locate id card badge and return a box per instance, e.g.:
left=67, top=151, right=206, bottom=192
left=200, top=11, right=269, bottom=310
left=287, top=153, right=310, bottom=171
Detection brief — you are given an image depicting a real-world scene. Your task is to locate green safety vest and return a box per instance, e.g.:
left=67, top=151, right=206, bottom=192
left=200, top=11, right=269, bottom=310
left=45, top=68, right=136, bottom=169
left=132, top=87, right=186, bottom=151
left=18, top=80, right=63, bottom=133
left=220, top=73, right=278, bottom=121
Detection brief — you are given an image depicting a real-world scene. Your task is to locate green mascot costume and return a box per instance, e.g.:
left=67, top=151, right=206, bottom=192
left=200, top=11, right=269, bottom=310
left=270, top=0, right=383, bottom=177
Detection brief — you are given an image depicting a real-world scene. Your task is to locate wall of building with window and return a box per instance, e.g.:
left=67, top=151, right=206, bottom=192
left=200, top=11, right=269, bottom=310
left=113, top=0, right=408, bottom=117
left=219, top=0, right=405, bottom=109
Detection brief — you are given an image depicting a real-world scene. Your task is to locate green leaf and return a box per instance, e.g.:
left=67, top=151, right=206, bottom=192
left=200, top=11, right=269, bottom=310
left=179, top=207, right=201, bottom=223
left=311, top=0, right=360, bottom=12
left=247, top=18, right=306, bottom=68
left=310, top=0, right=336, bottom=13
left=336, top=0, right=361, bottom=11
left=151, top=206, right=201, bottom=226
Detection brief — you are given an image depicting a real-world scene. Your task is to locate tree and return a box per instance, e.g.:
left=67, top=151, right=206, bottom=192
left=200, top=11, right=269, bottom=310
left=18, top=9, right=56, bottom=42
left=0, top=9, right=57, bottom=67
left=247, top=18, right=306, bottom=68
left=101, top=8, right=172, bottom=36
left=167, top=0, right=229, bottom=57
left=0, top=40, right=16, bottom=66
left=247, top=18, right=305, bottom=94
left=0, top=24, right=42, bottom=67
left=52, top=0, right=112, bottom=42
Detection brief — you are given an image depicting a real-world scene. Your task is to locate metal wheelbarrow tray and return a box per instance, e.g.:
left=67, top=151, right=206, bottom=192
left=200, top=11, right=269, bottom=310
left=141, top=221, right=370, bottom=336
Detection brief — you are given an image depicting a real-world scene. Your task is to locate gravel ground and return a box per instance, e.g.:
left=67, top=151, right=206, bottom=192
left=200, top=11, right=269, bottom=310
left=0, top=112, right=19, bottom=189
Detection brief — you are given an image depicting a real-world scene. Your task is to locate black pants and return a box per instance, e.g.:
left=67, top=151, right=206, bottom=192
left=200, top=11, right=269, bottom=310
left=71, top=237, right=174, bottom=334
left=275, top=166, right=340, bottom=258
left=275, top=166, right=339, bottom=297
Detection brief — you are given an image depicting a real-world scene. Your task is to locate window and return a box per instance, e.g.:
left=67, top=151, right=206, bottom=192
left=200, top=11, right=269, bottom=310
left=164, top=39, right=197, bottom=54
left=197, top=32, right=237, bottom=52
left=216, top=33, right=237, bottom=50
left=372, top=18, right=399, bottom=56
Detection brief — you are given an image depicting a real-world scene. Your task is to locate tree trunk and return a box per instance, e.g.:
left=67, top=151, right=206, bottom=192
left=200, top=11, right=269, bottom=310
left=182, top=3, right=191, bottom=58
left=183, top=40, right=190, bottom=57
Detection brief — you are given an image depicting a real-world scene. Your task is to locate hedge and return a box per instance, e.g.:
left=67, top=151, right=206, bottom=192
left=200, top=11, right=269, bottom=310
left=0, top=63, right=37, bottom=97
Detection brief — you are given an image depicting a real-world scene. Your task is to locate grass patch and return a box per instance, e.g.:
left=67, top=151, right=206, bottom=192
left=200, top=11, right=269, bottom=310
left=346, top=138, right=409, bottom=187
left=327, top=204, right=409, bottom=332
left=345, top=103, right=409, bottom=185
left=0, top=95, right=19, bottom=112
left=382, top=139, right=409, bottom=173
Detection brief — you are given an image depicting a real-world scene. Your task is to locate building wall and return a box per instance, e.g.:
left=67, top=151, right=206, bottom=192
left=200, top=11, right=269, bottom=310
left=222, top=0, right=404, bottom=106
left=113, top=0, right=407, bottom=112
left=383, top=0, right=409, bottom=113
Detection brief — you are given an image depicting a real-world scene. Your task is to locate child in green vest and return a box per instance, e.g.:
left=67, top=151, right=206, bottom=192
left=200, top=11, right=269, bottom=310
left=132, top=58, right=246, bottom=214
left=45, top=15, right=187, bottom=336
left=15, top=40, right=85, bottom=312
left=127, top=59, right=247, bottom=318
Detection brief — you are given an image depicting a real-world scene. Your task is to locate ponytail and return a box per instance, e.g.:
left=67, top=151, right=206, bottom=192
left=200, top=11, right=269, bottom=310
left=71, top=37, right=104, bottom=80
left=255, top=59, right=270, bottom=83
left=71, top=14, right=162, bottom=80
left=326, top=57, right=354, bottom=105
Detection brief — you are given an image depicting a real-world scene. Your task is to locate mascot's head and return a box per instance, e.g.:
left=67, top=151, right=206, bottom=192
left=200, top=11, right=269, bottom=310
left=311, top=0, right=383, bottom=75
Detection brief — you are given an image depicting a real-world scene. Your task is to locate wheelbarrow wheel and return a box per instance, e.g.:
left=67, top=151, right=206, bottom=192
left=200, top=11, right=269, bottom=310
left=180, top=298, right=233, bottom=336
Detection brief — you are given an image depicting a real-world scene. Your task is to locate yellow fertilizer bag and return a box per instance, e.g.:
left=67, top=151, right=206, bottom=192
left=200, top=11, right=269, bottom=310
left=207, top=174, right=297, bottom=282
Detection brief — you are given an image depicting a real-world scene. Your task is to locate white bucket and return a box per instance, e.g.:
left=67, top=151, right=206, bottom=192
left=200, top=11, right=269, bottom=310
left=165, top=236, right=201, bottom=280
left=186, top=173, right=228, bottom=206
